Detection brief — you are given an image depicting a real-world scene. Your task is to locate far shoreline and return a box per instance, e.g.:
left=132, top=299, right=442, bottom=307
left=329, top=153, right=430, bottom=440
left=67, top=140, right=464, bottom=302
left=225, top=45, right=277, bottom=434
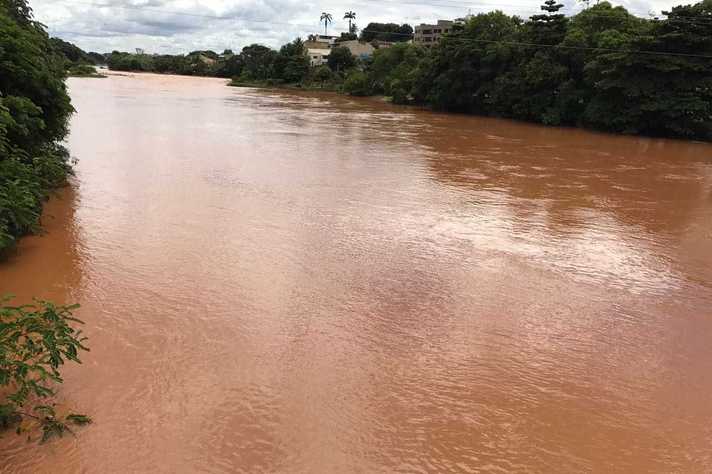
left=96, top=69, right=712, bottom=146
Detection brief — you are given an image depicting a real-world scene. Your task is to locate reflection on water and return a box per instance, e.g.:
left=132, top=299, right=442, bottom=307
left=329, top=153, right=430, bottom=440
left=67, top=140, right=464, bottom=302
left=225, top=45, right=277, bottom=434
left=0, top=185, right=82, bottom=303
left=1, top=73, right=711, bottom=473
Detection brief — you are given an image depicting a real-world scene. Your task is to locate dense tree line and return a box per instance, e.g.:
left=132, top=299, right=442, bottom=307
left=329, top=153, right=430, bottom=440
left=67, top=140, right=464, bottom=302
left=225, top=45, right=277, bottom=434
left=345, top=1, right=712, bottom=140
left=359, top=23, right=413, bottom=42
left=107, top=49, right=243, bottom=78
left=49, top=37, right=102, bottom=65
left=49, top=37, right=106, bottom=77
left=0, top=0, right=74, bottom=253
left=106, top=41, right=333, bottom=86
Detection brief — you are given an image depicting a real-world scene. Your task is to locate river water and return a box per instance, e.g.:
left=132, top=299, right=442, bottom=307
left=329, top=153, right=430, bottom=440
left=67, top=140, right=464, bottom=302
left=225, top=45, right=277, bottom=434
left=1, top=73, right=711, bottom=473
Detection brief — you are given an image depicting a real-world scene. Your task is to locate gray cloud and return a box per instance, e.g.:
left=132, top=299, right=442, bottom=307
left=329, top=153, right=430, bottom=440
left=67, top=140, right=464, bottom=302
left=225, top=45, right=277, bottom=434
left=32, top=0, right=682, bottom=54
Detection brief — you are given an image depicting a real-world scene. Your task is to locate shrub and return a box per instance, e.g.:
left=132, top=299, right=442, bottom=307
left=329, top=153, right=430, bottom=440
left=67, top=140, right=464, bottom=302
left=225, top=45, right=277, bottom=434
left=0, top=298, right=91, bottom=442
left=67, top=64, right=102, bottom=77
left=343, top=70, right=372, bottom=96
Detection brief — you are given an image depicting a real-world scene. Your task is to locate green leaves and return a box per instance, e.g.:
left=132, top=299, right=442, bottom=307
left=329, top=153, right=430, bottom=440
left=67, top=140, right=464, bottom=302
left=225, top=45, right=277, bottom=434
left=0, top=2, right=74, bottom=256
left=66, top=414, right=92, bottom=426
left=37, top=409, right=92, bottom=444
left=401, top=1, right=712, bottom=139
left=0, top=298, right=90, bottom=442
left=0, top=3, right=86, bottom=444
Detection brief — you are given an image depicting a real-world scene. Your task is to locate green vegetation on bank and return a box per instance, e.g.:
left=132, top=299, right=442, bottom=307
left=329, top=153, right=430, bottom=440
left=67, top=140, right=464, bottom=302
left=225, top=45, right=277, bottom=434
left=67, top=64, right=106, bottom=78
left=1, top=0, right=90, bottom=442
left=107, top=49, right=243, bottom=77
left=0, top=0, right=75, bottom=255
left=229, top=40, right=345, bottom=91
left=228, top=0, right=712, bottom=140
left=346, top=0, right=712, bottom=140
left=0, top=298, right=91, bottom=442
left=50, top=37, right=106, bottom=77
left=222, top=0, right=708, bottom=141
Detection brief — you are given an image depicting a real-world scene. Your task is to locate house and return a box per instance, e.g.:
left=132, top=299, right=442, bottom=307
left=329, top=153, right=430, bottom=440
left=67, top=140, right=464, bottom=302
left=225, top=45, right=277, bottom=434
left=413, top=20, right=454, bottom=47
left=308, top=48, right=330, bottom=66
left=336, top=40, right=375, bottom=60
left=305, top=34, right=338, bottom=49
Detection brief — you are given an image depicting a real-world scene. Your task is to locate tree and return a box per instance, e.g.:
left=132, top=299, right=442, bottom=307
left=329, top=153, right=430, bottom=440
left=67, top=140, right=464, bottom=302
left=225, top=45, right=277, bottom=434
left=339, top=31, right=357, bottom=41
left=240, top=44, right=278, bottom=80
left=309, top=65, right=334, bottom=87
left=484, top=1, right=570, bottom=123
left=49, top=37, right=93, bottom=66
left=343, top=70, right=372, bottom=95
left=274, top=38, right=310, bottom=83
left=320, top=12, right=333, bottom=36
left=414, top=11, right=522, bottom=112
left=583, top=0, right=712, bottom=138
left=528, top=0, right=568, bottom=44
left=360, top=23, right=413, bottom=42
left=87, top=52, right=106, bottom=64
left=327, top=46, right=356, bottom=72
left=0, top=0, right=74, bottom=252
left=344, top=11, right=356, bottom=34
left=215, top=53, right=243, bottom=78
left=367, top=43, right=425, bottom=98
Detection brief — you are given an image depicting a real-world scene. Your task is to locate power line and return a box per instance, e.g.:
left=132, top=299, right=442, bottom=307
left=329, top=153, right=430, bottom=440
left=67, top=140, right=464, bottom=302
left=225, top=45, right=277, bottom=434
left=439, top=36, right=712, bottom=59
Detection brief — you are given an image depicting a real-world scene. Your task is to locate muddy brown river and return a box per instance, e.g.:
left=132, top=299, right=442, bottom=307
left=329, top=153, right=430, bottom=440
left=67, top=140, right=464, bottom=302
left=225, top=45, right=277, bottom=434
left=1, top=73, right=712, bottom=473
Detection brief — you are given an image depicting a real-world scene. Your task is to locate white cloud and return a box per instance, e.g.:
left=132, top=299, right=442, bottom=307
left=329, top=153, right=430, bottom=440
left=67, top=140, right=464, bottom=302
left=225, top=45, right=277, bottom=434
left=29, top=0, right=685, bottom=54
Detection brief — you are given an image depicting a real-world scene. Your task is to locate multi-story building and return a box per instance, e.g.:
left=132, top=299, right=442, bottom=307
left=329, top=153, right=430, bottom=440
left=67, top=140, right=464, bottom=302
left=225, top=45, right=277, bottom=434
left=305, top=34, right=340, bottom=67
left=413, top=20, right=454, bottom=47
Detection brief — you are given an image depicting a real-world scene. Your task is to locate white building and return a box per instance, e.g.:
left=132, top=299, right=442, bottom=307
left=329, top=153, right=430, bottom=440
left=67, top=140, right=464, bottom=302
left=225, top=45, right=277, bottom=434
left=308, top=48, right=330, bottom=66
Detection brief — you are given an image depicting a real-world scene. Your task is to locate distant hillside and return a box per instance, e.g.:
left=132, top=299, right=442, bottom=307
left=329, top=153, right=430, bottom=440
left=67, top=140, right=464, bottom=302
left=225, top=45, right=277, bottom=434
left=50, top=37, right=106, bottom=66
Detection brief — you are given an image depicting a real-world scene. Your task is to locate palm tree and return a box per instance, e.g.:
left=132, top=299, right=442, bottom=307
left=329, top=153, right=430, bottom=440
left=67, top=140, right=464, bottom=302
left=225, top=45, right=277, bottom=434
left=344, top=11, right=356, bottom=34
left=320, top=12, right=333, bottom=36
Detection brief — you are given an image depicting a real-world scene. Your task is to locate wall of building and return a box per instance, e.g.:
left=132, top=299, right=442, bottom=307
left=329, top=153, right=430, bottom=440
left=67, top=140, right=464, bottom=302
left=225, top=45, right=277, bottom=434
left=414, top=20, right=454, bottom=47
left=337, top=40, right=375, bottom=59
left=307, top=48, right=330, bottom=66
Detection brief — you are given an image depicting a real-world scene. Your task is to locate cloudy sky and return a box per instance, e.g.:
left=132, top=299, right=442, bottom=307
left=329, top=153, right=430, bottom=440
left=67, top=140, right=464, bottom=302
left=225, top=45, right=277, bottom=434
left=31, top=0, right=680, bottom=54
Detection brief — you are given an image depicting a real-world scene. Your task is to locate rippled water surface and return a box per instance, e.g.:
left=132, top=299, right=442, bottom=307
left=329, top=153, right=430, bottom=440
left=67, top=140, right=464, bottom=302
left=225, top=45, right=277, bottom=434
left=1, top=73, right=712, bottom=473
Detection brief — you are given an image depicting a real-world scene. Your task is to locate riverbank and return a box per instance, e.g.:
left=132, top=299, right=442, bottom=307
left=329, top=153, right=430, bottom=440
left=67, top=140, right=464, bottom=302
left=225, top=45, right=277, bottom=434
left=228, top=78, right=404, bottom=106
left=228, top=78, right=341, bottom=92
left=0, top=0, right=75, bottom=256
left=226, top=78, right=712, bottom=143
left=68, top=72, right=107, bottom=78
left=67, top=65, right=107, bottom=78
